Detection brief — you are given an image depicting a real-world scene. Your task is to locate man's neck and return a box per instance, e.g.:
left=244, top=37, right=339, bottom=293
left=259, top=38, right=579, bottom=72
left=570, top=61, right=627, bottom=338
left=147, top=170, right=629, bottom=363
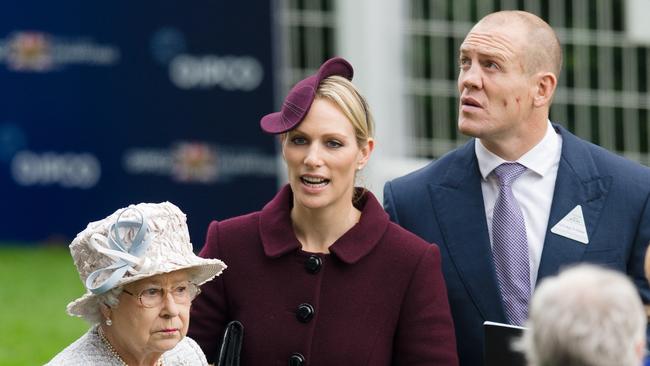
left=480, top=120, right=548, bottom=161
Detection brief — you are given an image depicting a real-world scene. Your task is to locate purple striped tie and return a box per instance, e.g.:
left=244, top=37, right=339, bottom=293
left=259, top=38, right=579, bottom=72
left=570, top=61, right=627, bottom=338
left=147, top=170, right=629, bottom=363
left=491, top=162, right=530, bottom=325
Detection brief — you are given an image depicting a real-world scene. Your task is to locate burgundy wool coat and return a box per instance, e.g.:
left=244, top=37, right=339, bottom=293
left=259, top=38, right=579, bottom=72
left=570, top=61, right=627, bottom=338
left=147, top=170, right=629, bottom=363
left=188, top=185, right=458, bottom=366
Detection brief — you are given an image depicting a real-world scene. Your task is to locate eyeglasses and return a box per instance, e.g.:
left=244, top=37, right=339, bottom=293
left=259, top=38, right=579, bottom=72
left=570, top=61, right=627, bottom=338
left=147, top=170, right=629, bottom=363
left=123, top=281, right=201, bottom=308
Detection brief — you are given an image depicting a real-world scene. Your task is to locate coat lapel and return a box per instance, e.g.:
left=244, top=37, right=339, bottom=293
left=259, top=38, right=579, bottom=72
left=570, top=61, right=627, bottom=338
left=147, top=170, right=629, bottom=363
left=429, top=140, right=507, bottom=322
left=537, top=125, right=611, bottom=282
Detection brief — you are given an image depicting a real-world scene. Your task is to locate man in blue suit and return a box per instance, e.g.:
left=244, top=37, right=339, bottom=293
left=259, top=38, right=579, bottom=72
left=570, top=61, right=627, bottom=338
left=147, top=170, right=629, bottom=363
left=384, top=10, right=650, bottom=366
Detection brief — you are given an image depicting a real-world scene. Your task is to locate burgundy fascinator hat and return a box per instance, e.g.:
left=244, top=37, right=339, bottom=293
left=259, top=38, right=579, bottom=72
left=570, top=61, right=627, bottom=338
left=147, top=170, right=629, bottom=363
left=260, top=56, right=354, bottom=134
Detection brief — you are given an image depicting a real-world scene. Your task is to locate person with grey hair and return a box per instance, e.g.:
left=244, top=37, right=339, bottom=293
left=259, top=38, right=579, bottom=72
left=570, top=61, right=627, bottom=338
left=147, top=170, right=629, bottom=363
left=519, top=264, right=646, bottom=366
left=46, top=202, right=226, bottom=366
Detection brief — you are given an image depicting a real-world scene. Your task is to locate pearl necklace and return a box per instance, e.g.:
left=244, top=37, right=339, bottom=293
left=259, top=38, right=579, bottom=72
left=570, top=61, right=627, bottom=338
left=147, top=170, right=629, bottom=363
left=98, top=326, right=163, bottom=366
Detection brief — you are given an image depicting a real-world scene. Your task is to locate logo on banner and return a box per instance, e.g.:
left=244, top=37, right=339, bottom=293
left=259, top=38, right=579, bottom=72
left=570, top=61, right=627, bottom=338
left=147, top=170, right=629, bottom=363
left=0, top=31, right=120, bottom=72
left=168, top=55, right=264, bottom=91
left=1, top=123, right=100, bottom=189
left=149, top=27, right=264, bottom=91
left=171, top=143, right=218, bottom=183
left=123, top=141, right=275, bottom=183
left=11, top=150, right=101, bottom=189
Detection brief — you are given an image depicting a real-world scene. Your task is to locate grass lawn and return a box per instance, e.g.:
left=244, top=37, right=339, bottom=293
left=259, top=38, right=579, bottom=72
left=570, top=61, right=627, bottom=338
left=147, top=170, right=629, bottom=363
left=0, top=245, right=89, bottom=365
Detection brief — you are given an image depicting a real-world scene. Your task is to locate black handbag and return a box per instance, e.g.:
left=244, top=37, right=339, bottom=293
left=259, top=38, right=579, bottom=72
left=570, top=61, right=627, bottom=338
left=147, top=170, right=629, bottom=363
left=216, top=320, right=243, bottom=366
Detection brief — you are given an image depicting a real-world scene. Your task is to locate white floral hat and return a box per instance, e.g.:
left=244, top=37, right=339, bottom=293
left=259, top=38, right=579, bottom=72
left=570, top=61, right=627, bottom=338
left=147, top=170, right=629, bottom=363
left=66, top=201, right=226, bottom=318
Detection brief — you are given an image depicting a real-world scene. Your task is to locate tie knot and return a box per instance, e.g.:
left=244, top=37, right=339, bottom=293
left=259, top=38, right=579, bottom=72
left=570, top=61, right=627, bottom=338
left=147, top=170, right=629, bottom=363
left=493, top=163, right=526, bottom=187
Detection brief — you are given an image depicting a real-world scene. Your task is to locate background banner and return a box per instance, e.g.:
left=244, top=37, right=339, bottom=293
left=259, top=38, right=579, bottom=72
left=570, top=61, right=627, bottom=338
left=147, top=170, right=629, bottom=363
left=0, top=1, right=278, bottom=247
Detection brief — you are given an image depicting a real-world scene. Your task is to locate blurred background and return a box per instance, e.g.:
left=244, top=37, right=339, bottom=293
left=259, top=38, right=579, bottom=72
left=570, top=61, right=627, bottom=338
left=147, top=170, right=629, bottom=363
left=2, top=0, right=650, bottom=364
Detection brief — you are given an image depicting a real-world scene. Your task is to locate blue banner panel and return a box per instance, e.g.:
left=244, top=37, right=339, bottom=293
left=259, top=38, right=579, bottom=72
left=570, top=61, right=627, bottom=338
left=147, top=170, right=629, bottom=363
left=0, top=1, right=278, bottom=247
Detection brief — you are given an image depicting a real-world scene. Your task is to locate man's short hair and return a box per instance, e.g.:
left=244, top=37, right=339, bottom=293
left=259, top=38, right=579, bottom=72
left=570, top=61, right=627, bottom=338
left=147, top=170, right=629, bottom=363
left=519, top=264, right=646, bottom=366
left=478, top=10, right=562, bottom=78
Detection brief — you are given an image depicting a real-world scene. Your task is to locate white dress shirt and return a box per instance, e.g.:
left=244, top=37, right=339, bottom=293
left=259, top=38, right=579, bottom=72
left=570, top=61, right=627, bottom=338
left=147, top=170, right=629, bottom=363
left=475, top=121, right=562, bottom=288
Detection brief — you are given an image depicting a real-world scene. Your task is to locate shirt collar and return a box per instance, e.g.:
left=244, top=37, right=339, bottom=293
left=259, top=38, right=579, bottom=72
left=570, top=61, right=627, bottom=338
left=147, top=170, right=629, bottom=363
left=259, top=184, right=389, bottom=264
left=475, top=120, right=560, bottom=179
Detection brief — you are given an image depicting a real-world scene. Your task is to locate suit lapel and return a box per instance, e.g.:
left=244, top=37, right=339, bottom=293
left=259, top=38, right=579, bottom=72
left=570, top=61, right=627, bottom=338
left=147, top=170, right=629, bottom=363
left=429, top=140, right=507, bottom=322
left=537, top=125, right=611, bottom=282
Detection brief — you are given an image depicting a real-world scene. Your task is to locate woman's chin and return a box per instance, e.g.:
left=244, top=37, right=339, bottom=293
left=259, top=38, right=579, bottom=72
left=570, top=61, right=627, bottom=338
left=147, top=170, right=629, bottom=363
left=150, top=334, right=182, bottom=351
left=295, top=196, right=329, bottom=210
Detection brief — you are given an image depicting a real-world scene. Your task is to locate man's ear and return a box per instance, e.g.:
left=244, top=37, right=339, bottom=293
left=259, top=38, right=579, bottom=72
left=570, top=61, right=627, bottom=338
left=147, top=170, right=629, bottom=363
left=533, top=72, right=557, bottom=108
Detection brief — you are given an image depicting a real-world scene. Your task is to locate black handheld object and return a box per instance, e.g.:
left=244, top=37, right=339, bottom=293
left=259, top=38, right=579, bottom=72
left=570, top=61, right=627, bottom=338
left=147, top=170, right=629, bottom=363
left=483, top=321, right=526, bottom=366
left=217, top=320, right=243, bottom=366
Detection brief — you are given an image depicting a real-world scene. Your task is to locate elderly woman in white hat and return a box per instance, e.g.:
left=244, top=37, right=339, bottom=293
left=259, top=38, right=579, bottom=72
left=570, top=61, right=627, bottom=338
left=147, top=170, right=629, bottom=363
left=47, top=202, right=226, bottom=366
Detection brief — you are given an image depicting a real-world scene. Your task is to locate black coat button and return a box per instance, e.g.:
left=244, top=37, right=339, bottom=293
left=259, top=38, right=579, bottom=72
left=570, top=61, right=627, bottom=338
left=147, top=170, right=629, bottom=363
left=305, top=255, right=322, bottom=274
left=296, top=303, right=315, bottom=323
left=288, top=352, right=305, bottom=366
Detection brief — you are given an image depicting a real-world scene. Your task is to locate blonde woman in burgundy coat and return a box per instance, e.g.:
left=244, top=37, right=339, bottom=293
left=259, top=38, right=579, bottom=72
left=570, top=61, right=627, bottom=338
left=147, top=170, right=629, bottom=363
left=188, top=57, right=458, bottom=366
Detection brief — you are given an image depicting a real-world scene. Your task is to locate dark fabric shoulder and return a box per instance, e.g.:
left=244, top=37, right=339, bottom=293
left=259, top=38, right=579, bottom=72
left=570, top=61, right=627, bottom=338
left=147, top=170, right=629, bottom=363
left=389, top=140, right=474, bottom=189
left=581, top=138, right=650, bottom=177
left=214, top=211, right=261, bottom=234
left=555, top=124, right=650, bottom=191
left=375, top=221, right=442, bottom=270
left=199, top=211, right=261, bottom=259
left=384, top=221, right=438, bottom=252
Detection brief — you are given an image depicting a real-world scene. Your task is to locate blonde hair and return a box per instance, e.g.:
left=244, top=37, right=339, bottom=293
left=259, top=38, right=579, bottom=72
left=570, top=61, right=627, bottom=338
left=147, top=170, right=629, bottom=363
left=316, top=75, right=374, bottom=147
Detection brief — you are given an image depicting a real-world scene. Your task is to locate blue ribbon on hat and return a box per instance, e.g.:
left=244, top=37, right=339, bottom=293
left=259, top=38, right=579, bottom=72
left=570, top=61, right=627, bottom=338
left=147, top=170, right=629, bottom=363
left=85, top=208, right=151, bottom=294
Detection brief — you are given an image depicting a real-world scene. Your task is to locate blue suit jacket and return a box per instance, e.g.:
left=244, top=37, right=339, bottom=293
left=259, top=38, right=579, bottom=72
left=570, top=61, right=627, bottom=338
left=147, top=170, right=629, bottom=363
left=384, top=124, right=650, bottom=366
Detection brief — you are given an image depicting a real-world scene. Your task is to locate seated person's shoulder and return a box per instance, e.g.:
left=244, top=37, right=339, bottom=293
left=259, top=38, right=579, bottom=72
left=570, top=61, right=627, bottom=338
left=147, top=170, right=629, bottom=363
left=45, top=328, right=111, bottom=366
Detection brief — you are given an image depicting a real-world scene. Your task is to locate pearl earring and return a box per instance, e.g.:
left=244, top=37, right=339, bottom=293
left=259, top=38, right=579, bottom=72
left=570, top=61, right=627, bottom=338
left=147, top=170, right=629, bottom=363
left=105, top=319, right=112, bottom=326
